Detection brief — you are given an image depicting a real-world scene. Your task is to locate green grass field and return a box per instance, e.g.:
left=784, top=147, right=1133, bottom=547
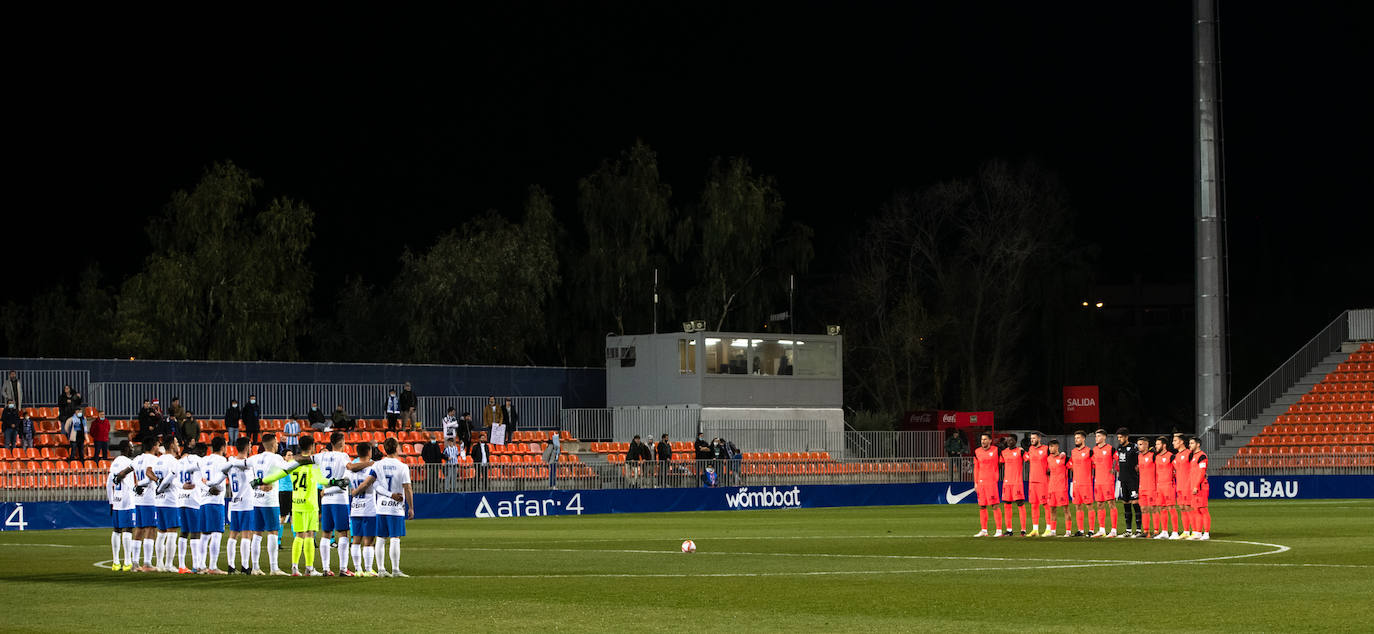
left=3, top=501, right=1373, bottom=632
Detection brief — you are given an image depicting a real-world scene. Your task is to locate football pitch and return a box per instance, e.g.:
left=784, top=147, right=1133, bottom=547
left=2, top=501, right=1373, bottom=632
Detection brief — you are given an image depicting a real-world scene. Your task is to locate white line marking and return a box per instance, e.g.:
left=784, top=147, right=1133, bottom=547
left=412, top=545, right=1144, bottom=564
left=416, top=538, right=1294, bottom=579
left=0, top=543, right=76, bottom=548
left=93, top=559, right=113, bottom=569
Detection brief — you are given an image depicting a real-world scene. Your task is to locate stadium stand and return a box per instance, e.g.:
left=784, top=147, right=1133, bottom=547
left=1226, top=342, right=1374, bottom=469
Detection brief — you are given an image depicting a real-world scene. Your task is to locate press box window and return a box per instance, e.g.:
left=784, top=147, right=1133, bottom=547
left=678, top=339, right=696, bottom=374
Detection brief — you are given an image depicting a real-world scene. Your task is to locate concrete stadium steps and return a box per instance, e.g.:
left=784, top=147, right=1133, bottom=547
left=1211, top=348, right=1351, bottom=466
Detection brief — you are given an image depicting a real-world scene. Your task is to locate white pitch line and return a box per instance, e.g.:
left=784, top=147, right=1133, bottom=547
left=93, top=559, right=113, bottom=569
left=0, top=543, right=76, bottom=548
left=411, top=545, right=1143, bottom=564
left=416, top=539, right=1293, bottom=579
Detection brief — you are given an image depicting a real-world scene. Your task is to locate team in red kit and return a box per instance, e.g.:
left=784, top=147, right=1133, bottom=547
left=972, top=428, right=1211, bottom=540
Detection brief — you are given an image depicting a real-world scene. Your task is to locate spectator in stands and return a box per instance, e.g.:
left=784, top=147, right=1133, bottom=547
left=242, top=395, right=261, bottom=443
left=2, top=399, right=18, bottom=449
left=330, top=404, right=354, bottom=431
left=542, top=431, right=561, bottom=489
left=456, top=412, right=473, bottom=448
left=308, top=402, right=330, bottom=432
left=137, top=399, right=158, bottom=445
left=694, top=433, right=713, bottom=463
left=282, top=416, right=301, bottom=455
left=656, top=433, right=672, bottom=486
left=502, top=398, right=519, bottom=438
left=441, top=407, right=459, bottom=440
left=700, top=464, right=718, bottom=487
left=470, top=431, right=492, bottom=489
left=19, top=409, right=35, bottom=449
left=946, top=431, right=968, bottom=479
left=58, top=385, right=77, bottom=422
left=90, top=409, right=111, bottom=459
left=420, top=432, right=444, bottom=464
left=385, top=388, right=401, bottom=432
left=169, top=397, right=187, bottom=427
left=225, top=399, right=241, bottom=445
left=483, top=396, right=502, bottom=434
left=65, top=407, right=87, bottom=460
left=1, top=371, right=21, bottom=410
left=181, top=411, right=200, bottom=450
left=159, top=407, right=180, bottom=445
left=629, top=437, right=648, bottom=486
left=399, top=383, right=418, bottom=429
left=711, top=437, right=728, bottom=483
left=727, top=439, right=742, bottom=485
left=442, top=437, right=464, bottom=492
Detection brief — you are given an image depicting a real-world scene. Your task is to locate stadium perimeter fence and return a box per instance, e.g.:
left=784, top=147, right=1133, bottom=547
left=6, top=455, right=1372, bottom=503
left=8, top=370, right=91, bottom=407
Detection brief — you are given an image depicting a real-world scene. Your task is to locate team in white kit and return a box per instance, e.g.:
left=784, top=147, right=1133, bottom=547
left=107, top=431, right=411, bottom=576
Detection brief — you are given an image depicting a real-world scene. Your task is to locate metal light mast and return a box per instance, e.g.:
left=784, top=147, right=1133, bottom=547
left=1194, top=0, right=1228, bottom=438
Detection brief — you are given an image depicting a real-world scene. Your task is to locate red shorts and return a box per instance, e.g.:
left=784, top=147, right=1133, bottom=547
left=1047, top=487, right=1069, bottom=507
left=1176, top=488, right=1191, bottom=507
left=1195, top=484, right=1208, bottom=507
left=1156, top=486, right=1176, bottom=506
left=1094, top=482, right=1115, bottom=503
left=1138, top=490, right=1154, bottom=507
left=1027, top=481, right=1048, bottom=505
left=1001, top=479, right=1025, bottom=502
left=976, top=481, right=1000, bottom=506
left=1071, top=482, right=1093, bottom=505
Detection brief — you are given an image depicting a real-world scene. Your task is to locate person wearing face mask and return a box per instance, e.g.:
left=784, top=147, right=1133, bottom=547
left=242, top=395, right=261, bottom=443
left=308, top=402, right=330, bottom=432
left=0, top=371, right=21, bottom=411
left=225, top=399, right=242, bottom=445
left=2, top=399, right=19, bottom=449
left=65, top=407, right=88, bottom=461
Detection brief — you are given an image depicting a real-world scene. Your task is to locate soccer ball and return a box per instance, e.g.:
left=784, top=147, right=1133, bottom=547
left=681, top=539, right=696, bottom=553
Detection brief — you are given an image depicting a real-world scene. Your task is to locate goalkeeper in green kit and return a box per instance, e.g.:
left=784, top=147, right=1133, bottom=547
left=252, top=435, right=347, bottom=577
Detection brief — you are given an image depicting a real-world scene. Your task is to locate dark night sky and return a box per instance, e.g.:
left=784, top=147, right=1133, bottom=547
left=9, top=3, right=1372, bottom=389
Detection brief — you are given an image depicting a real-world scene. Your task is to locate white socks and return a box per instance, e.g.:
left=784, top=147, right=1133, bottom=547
left=142, top=538, right=154, bottom=566
left=122, top=532, right=134, bottom=567
left=207, top=534, right=221, bottom=570
left=251, top=535, right=263, bottom=570
left=193, top=536, right=207, bottom=570
left=267, top=534, right=280, bottom=571
left=354, top=544, right=365, bottom=572
left=111, top=532, right=122, bottom=565
left=389, top=538, right=400, bottom=572
left=177, top=536, right=188, bottom=569
left=241, top=538, right=252, bottom=570
left=226, top=536, right=237, bottom=570
left=129, top=537, right=141, bottom=568
left=338, top=539, right=350, bottom=572
left=319, top=537, right=332, bottom=573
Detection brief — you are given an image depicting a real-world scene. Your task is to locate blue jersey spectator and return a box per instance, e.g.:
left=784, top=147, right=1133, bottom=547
left=282, top=418, right=301, bottom=454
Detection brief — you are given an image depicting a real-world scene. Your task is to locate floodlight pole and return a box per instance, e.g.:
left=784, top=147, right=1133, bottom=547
left=653, top=268, right=659, bottom=335
left=1194, top=0, right=1228, bottom=439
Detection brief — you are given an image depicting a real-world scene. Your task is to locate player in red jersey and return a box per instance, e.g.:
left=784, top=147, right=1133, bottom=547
left=972, top=432, right=1001, bottom=537
left=1152, top=436, right=1179, bottom=539
left=1171, top=434, right=1194, bottom=539
left=999, top=437, right=1027, bottom=536
left=1188, top=437, right=1212, bottom=540
left=1044, top=439, right=1071, bottom=537
left=1068, top=431, right=1095, bottom=537
left=1135, top=437, right=1157, bottom=537
left=1024, top=432, right=1050, bottom=536
left=1090, top=429, right=1118, bottom=537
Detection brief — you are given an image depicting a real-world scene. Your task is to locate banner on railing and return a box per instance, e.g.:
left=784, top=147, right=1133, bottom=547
left=8, top=475, right=1374, bottom=530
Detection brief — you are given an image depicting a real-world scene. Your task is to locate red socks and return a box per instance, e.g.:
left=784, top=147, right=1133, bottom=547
left=980, top=508, right=988, bottom=530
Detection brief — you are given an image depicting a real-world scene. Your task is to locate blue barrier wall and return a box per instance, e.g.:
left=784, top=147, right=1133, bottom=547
left=7, top=476, right=1373, bottom=530
left=0, top=357, right=606, bottom=409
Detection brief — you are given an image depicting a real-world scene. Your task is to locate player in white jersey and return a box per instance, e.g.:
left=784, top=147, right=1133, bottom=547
left=355, top=437, right=413, bottom=577
left=313, top=432, right=354, bottom=576
left=106, top=440, right=137, bottom=572
left=223, top=436, right=255, bottom=574
left=151, top=436, right=183, bottom=572
left=245, top=433, right=293, bottom=575
left=129, top=437, right=162, bottom=571
left=196, top=437, right=230, bottom=574
left=175, top=445, right=204, bottom=573
left=346, top=442, right=379, bottom=576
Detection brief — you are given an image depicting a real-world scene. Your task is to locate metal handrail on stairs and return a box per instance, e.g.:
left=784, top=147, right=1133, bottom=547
left=1218, top=311, right=1351, bottom=427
